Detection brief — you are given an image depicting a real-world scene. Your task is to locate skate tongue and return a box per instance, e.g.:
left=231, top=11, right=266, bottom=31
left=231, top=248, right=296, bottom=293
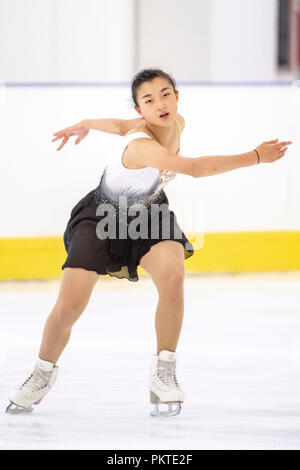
left=158, top=350, right=177, bottom=362
left=37, top=357, right=54, bottom=372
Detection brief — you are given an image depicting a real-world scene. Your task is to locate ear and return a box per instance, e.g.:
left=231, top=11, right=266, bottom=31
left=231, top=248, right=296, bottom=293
left=134, top=105, right=143, bottom=117
left=175, top=90, right=179, bottom=102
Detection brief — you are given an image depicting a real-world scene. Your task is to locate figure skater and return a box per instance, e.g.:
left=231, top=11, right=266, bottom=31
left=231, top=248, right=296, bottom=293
left=5, top=68, right=292, bottom=417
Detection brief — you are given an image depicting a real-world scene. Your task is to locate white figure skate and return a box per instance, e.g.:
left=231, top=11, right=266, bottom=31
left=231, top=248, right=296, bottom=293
left=150, top=349, right=185, bottom=417
left=5, top=358, right=58, bottom=414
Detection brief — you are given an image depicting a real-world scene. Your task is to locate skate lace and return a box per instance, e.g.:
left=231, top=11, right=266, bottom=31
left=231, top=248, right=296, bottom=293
left=157, top=359, right=179, bottom=389
left=20, top=367, right=51, bottom=392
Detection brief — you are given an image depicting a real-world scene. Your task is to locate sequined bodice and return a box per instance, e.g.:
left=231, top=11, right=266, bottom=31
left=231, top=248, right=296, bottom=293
left=95, top=118, right=181, bottom=206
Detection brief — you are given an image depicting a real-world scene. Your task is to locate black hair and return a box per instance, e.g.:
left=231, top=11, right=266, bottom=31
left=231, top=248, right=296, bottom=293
left=131, top=68, right=177, bottom=107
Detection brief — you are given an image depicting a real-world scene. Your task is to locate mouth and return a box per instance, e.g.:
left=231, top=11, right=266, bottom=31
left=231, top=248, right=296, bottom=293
left=159, top=112, right=169, bottom=120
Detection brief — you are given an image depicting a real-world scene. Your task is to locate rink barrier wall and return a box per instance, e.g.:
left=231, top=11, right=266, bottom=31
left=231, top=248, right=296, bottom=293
left=2, top=84, right=298, bottom=240
left=0, top=231, right=300, bottom=280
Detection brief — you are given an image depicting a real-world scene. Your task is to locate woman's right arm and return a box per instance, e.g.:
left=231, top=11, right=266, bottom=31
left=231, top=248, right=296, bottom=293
left=85, top=117, right=145, bottom=135
left=51, top=117, right=145, bottom=151
left=125, top=138, right=292, bottom=177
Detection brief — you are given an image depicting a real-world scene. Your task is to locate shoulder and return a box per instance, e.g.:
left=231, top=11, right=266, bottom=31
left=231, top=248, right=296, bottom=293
left=123, top=118, right=149, bottom=137
left=124, top=127, right=152, bottom=139
left=120, top=117, right=146, bottom=136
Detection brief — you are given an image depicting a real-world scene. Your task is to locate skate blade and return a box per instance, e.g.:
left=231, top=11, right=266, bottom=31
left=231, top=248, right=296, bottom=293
left=150, top=402, right=182, bottom=417
left=5, top=402, right=34, bottom=414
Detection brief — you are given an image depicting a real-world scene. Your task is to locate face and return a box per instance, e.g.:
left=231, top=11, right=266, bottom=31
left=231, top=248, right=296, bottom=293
left=134, top=77, right=179, bottom=126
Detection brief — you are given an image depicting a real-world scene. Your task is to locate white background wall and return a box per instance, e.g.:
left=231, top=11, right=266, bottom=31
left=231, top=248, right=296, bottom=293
left=0, top=0, right=135, bottom=82
left=137, top=0, right=295, bottom=82
left=1, top=84, right=299, bottom=237
left=137, top=0, right=212, bottom=81
left=0, top=0, right=297, bottom=83
left=211, top=0, right=279, bottom=81
left=0, top=0, right=299, bottom=238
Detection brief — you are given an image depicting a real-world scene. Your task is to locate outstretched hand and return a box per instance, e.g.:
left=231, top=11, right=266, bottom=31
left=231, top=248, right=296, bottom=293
left=51, top=120, right=89, bottom=151
left=255, top=139, right=292, bottom=163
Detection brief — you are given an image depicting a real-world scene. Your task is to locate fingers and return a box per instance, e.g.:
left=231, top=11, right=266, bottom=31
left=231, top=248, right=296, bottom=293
left=53, top=126, right=80, bottom=136
left=278, top=151, right=286, bottom=159
left=51, top=128, right=79, bottom=146
left=53, top=130, right=76, bottom=138
left=52, top=128, right=69, bottom=137
left=277, top=145, right=290, bottom=159
left=51, top=131, right=67, bottom=143
left=51, top=128, right=74, bottom=142
left=57, top=136, right=69, bottom=151
left=275, top=141, right=293, bottom=150
left=266, top=139, right=293, bottom=147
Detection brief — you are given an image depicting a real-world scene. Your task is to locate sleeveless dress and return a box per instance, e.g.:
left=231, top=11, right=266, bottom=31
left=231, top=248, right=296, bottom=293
left=61, top=120, right=194, bottom=281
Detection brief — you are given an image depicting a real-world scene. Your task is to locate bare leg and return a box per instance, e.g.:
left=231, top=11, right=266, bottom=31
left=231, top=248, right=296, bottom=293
left=154, top=278, right=184, bottom=353
left=139, top=241, right=185, bottom=354
left=39, top=267, right=99, bottom=364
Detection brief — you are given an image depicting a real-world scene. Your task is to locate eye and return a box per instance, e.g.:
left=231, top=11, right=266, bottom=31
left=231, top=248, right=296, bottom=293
left=145, top=93, right=170, bottom=104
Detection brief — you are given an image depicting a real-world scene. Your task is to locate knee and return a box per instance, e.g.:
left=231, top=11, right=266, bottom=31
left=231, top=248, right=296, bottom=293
left=157, top=266, right=185, bottom=295
left=52, top=301, right=83, bottom=329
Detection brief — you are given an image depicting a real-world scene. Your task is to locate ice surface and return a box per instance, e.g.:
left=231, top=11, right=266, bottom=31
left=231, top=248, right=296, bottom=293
left=1, top=272, right=300, bottom=450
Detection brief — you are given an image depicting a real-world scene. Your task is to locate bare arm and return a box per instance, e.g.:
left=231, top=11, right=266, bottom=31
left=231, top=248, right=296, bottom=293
left=193, top=151, right=258, bottom=176
left=51, top=117, right=145, bottom=150
left=84, top=117, right=145, bottom=136
left=124, top=138, right=292, bottom=177
left=84, top=118, right=123, bottom=135
left=119, top=118, right=146, bottom=136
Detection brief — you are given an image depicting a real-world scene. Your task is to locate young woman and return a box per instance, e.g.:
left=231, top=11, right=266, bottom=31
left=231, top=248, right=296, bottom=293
left=6, top=68, right=292, bottom=417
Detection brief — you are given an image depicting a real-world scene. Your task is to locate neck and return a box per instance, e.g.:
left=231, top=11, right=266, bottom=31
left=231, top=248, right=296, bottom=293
left=145, top=120, right=173, bottom=143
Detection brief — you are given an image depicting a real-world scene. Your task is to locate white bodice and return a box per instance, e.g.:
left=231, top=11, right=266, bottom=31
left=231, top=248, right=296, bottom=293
left=99, top=132, right=178, bottom=203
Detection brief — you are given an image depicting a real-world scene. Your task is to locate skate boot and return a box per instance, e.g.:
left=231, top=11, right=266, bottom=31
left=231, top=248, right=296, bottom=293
left=150, top=349, right=185, bottom=417
left=5, top=358, right=59, bottom=414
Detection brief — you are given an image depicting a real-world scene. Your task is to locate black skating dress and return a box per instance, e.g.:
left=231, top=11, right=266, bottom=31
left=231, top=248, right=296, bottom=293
left=62, top=122, right=194, bottom=282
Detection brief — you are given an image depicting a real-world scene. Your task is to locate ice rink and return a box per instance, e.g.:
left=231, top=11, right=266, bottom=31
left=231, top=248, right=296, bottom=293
left=1, top=271, right=300, bottom=450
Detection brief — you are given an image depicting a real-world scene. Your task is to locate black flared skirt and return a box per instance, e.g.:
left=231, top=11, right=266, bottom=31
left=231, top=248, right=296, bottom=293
left=62, top=187, right=194, bottom=282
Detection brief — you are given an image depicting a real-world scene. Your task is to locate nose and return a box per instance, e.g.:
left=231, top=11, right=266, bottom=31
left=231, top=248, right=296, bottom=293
left=156, top=102, right=165, bottom=112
